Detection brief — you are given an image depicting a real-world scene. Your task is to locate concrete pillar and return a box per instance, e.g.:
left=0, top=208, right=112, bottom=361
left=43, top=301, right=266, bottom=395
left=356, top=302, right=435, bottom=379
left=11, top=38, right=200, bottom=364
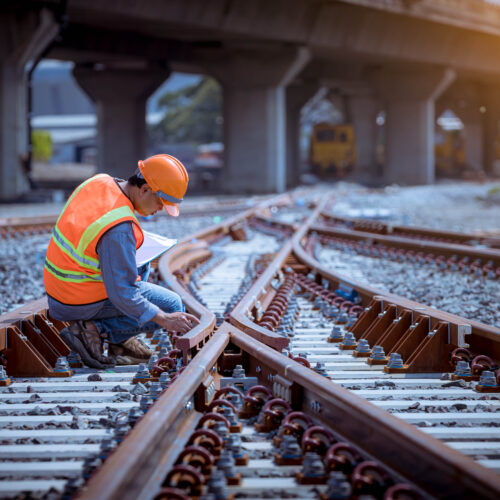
left=437, top=82, right=484, bottom=173
left=0, top=9, right=58, bottom=200
left=285, top=83, right=318, bottom=188
left=454, top=107, right=483, bottom=172
left=347, top=94, right=380, bottom=182
left=480, top=86, right=500, bottom=177
left=373, top=68, right=455, bottom=185
left=207, top=48, right=310, bottom=193
left=73, top=63, right=169, bottom=178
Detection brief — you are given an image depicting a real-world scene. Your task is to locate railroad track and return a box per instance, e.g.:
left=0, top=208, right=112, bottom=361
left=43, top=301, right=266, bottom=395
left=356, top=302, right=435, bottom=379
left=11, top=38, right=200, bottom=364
left=1, top=193, right=500, bottom=499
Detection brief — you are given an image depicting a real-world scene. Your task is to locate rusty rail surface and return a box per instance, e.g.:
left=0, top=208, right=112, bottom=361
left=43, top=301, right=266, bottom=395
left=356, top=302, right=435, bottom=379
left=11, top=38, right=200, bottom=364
left=78, top=329, right=230, bottom=500
left=226, top=199, right=499, bottom=367
left=157, top=194, right=300, bottom=362
left=228, top=324, right=500, bottom=500
left=312, top=222, right=500, bottom=268
left=294, top=228, right=500, bottom=363
left=80, top=321, right=500, bottom=500
left=320, top=211, right=500, bottom=248
left=228, top=200, right=327, bottom=351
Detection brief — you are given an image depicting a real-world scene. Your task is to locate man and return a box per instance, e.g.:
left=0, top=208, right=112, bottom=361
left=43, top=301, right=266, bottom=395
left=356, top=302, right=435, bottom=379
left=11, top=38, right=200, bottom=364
left=44, top=154, right=200, bottom=368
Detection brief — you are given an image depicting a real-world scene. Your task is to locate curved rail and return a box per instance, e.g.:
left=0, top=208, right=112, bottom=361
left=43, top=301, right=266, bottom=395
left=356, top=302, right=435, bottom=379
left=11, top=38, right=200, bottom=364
left=312, top=222, right=500, bottom=269
left=294, top=227, right=500, bottom=361
left=320, top=211, right=500, bottom=249
left=80, top=321, right=500, bottom=500
left=157, top=193, right=304, bottom=362
left=228, top=200, right=327, bottom=350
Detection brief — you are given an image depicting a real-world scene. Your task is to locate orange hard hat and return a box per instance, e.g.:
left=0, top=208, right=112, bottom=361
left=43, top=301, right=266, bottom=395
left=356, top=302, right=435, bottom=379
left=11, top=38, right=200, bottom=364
left=137, top=154, right=189, bottom=216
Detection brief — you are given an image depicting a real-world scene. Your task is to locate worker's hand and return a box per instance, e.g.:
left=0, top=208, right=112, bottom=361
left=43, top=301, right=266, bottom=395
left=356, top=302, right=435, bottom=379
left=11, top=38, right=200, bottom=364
left=153, top=310, right=200, bottom=333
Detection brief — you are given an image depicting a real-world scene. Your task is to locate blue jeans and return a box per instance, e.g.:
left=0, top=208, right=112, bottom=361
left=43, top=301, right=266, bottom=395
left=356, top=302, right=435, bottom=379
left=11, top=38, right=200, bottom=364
left=90, top=265, right=182, bottom=344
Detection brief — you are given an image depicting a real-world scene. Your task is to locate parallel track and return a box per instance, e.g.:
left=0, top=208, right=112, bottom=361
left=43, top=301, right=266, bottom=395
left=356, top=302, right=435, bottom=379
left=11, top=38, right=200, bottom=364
left=0, top=192, right=499, bottom=499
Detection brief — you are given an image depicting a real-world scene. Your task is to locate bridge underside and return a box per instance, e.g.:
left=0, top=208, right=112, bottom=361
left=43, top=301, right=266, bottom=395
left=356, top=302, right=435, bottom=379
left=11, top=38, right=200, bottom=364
left=2, top=0, right=500, bottom=199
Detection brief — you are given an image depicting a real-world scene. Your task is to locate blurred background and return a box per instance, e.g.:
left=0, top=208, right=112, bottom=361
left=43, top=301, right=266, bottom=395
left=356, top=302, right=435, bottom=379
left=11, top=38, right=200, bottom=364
left=1, top=0, right=500, bottom=203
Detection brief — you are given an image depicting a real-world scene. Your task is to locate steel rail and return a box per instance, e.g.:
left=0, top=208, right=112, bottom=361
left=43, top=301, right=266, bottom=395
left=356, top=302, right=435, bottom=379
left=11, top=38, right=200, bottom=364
left=294, top=229, right=500, bottom=361
left=311, top=222, right=500, bottom=267
left=320, top=211, right=500, bottom=248
left=78, top=329, right=230, bottom=500
left=79, top=321, right=500, bottom=500
left=228, top=323, right=500, bottom=500
left=157, top=194, right=301, bottom=362
left=228, top=200, right=328, bottom=351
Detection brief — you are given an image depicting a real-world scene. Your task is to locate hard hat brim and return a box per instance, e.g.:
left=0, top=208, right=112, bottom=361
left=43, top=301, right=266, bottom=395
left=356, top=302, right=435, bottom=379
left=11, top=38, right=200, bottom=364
left=161, top=200, right=179, bottom=217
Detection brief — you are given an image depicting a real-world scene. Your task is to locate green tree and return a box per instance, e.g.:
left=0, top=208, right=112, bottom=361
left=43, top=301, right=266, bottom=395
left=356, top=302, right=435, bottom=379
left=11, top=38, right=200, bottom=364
left=31, top=130, right=52, bottom=162
left=154, top=77, right=223, bottom=144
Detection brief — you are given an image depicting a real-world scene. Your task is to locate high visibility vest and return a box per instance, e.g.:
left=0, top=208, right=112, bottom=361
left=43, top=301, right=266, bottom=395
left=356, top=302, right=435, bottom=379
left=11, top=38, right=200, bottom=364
left=44, top=174, right=144, bottom=305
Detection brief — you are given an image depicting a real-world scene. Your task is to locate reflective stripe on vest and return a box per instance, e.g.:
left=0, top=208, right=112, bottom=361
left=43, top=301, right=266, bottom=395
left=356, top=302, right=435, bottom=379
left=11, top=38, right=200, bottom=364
left=44, top=259, right=103, bottom=283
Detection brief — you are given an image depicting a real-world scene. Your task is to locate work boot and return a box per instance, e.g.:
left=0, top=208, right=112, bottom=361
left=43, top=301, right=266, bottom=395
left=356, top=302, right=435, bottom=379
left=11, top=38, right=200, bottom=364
left=60, top=321, right=114, bottom=369
left=109, top=337, right=153, bottom=365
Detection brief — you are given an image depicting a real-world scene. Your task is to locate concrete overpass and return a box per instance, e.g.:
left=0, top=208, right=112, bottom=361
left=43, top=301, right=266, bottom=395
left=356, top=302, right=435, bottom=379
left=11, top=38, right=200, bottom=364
left=2, top=0, right=500, bottom=199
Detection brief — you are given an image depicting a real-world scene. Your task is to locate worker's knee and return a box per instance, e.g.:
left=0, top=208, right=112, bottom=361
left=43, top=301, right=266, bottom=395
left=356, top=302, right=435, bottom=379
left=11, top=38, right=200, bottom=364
left=169, top=292, right=183, bottom=313
left=139, top=282, right=183, bottom=313
left=158, top=289, right=182, bottom=313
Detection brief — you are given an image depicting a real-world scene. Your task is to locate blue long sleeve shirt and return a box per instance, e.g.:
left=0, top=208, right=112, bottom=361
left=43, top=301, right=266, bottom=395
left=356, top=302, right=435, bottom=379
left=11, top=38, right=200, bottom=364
left=47, top=222, right=159, bottom=325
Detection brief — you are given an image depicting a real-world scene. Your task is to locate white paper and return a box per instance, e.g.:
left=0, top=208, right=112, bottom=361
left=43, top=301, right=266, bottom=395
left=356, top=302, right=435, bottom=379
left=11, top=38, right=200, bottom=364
left=136, top=231, right=177, bottom=267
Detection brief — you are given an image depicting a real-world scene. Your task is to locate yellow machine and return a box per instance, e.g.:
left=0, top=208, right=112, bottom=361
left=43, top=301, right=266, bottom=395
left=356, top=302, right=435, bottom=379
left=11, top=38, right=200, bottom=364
left=434, top=129, right=466, bottom=177
left=309, top=123, right=356, bottom=177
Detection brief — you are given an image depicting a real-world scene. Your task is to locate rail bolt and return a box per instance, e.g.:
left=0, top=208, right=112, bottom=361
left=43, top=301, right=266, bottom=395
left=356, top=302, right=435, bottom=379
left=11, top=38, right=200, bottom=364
left=176, top=445, right=214, bottom=476
left=275, top=434, right=303, bottom=465
left=297, top=452, right=327, bottom=484
left=164, top=464, right=205, bottom=497
left=239, top=385, right=273, bottom=419
left=159, top=371, right=171, bottom=389
left=139, top=395, right=154, bottom=412
left=53, top=356, right=70, bottom=373
left=328, top=326, right=344, bottom=343
left=206, top=467, right=231, bottom=499
left=476, top=370, right=500, bottom=393
left=188, top=429, right=223, bottom=457
left=454, top=360, right=472, bottom=378
left=325, top=443, right=360, bottom=474
left=217, top=448, right=242, bottom=485
left=147, top=354, right=159, bottom=370
left=0, top=366, right=11, bottom=386
left=471, top=355, right=495, bottom=376
left=302, top=426, right=335, bottom=456
left=127, top=407, right=144, bottom=427
left=450, top=347, right=472, bottom=367
left=134, top=363, right=151, bottom=380
left=220, top=406, right=242, bottom=433
left=386, top=353, right=404, bottom=369
left=320, top=471, right=352, bottom=500
left=226, top=433, right=248, bottom=465
left=255, top=398, right=291, bottom=432
left=371, top=345, right=385, bottom=359
left=274, top=411, right=313, bottom=447
left=67, top=350, right=83, bottom=368
left=352, top=461, right=392, bottom=497
left=314, top=362, right=329, bottom=377
left=354, top=339, right=371, bottom=356
left=149, top=382, right=162, bottom=401
left=339, top=332, right=357, bottom=350
left=213, top=386, right=244, bottom=408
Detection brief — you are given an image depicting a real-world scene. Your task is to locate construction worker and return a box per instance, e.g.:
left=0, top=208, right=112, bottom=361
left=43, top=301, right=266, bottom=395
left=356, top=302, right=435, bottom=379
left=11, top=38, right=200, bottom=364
left=43, top=154, right=200, bottom=368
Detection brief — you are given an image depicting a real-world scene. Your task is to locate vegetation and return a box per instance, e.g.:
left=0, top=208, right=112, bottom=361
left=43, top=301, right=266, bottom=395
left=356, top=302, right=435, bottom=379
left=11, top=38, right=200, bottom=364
left=153, top=77, right=223, bottom=145
left=31, top=130, right=52, bottom=162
